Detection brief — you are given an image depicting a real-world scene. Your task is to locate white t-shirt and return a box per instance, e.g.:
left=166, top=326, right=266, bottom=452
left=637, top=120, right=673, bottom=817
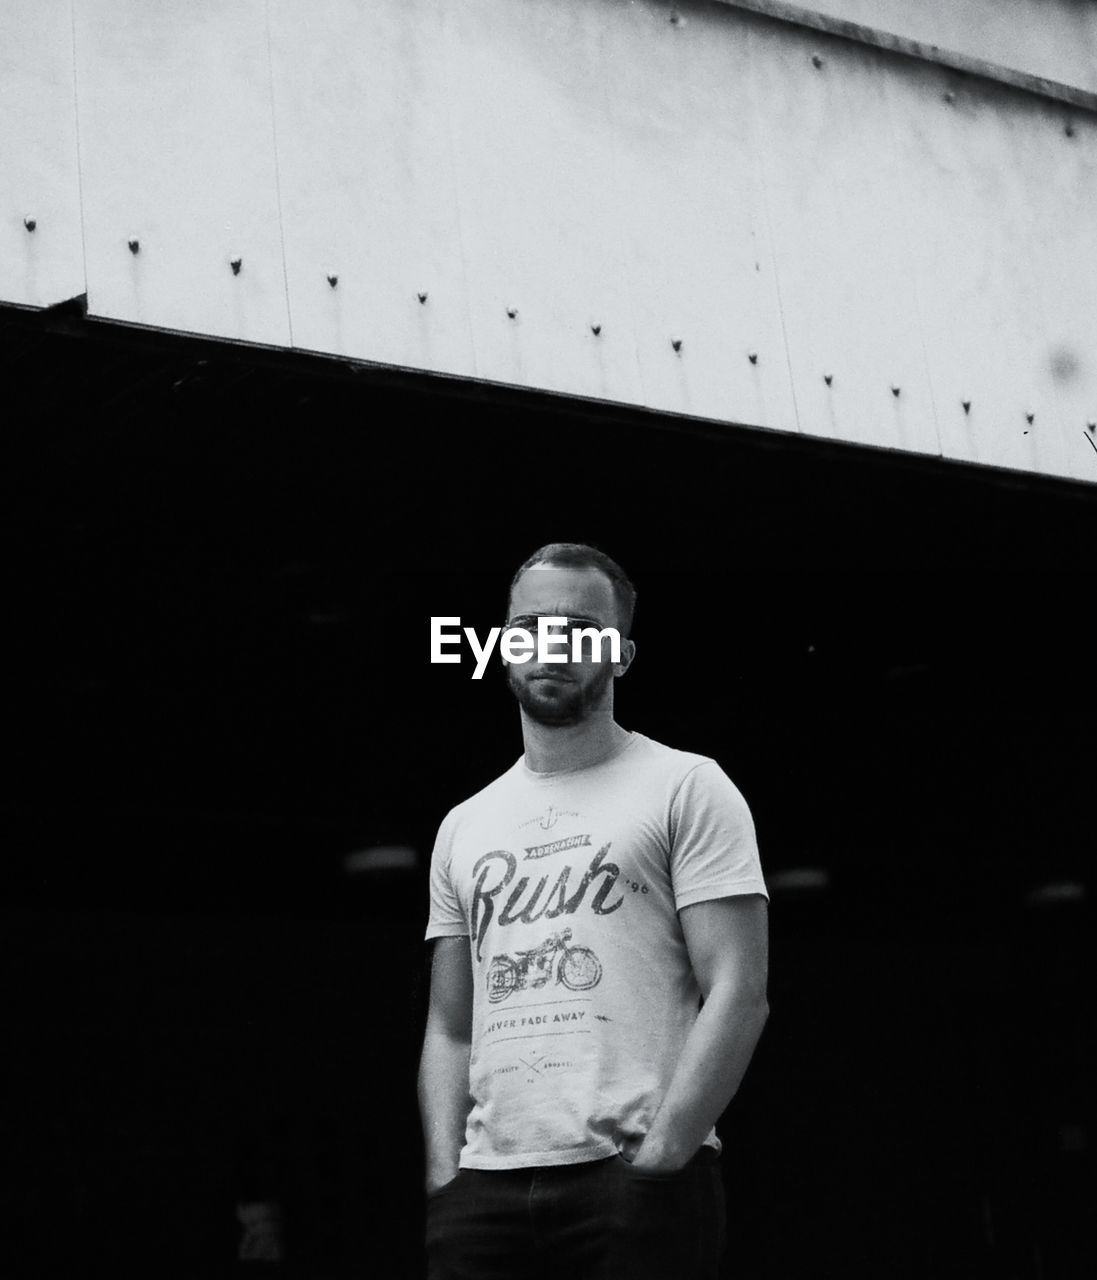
left=425, top=731, right=768, bottom=1170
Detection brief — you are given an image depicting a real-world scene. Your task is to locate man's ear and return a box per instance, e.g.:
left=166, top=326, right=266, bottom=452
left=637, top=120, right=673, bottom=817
left=613, top=638, right=636, bottom=676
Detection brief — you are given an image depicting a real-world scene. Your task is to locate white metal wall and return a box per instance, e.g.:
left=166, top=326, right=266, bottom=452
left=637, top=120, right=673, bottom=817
left=2, top=0, right=1095, bottom=482
left=0, top=0, right=84, bottom=308
left=73, top=0, right=291, bottom=347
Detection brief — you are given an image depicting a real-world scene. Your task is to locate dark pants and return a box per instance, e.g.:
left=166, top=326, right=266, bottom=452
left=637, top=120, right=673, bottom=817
left=425, top=1148, right=726, bottom=1280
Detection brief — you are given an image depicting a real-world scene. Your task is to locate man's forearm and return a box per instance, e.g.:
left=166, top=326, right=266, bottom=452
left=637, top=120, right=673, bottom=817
left=418, top=1025, right=472, bottom=1190
left=632, top=984, right=768, bottom=1171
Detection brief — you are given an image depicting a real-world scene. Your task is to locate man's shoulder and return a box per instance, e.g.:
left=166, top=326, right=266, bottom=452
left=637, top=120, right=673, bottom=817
left=627, top=732, right=719, bottom=781
left=628, top=734, right=751, bottom=814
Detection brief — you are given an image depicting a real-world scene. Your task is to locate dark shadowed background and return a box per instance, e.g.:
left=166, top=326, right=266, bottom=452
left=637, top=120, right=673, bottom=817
left=3, top=301, right=1093, bottom=1278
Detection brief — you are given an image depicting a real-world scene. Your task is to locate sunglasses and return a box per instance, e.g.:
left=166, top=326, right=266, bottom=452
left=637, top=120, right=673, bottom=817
left=504, top=614, right=615, bottom=635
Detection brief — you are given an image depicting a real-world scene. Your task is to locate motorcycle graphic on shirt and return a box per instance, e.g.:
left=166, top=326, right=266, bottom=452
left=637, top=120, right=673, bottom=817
left=486, top=928, right=603, bottom=1004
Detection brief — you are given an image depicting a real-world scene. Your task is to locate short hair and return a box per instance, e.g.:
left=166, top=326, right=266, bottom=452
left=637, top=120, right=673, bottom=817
left=508, top=543, right=637, bottom=635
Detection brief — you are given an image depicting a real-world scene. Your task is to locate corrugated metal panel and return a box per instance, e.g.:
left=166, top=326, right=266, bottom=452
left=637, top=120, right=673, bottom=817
left=269, top=0, right=476, bottom=379
left=595, top=0, right=795, bottom=430
left=747, top=21, right=940, bottom=454
left=439, top=0, right=648, bottom=405
left=880, top=55, right=1096, bottom=481
left=73, top=0, right=291, bottom=346
left=0, top=0, right=85, bottom=308
left=1029, top=107, right=1097, bottom=481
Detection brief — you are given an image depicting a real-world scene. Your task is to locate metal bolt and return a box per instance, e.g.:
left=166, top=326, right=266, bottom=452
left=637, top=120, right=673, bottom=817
left=506, top=307, right=518, bottom=319
left=748, top=351, right=758, bottom=365
left=891, top=385, right=901, bottom=397
left=591, top=324, right=602, bottom=336
left=24, top=217, right=36, bottom=232
left=327, top=274, right=338, bottom=288
left=962, top=399, right=971, bottom=414
left=811, top=54, right=824, bottom=69
left=1026, top=411, right=1035, bottom=425
left=230, top=258, right=242, bottom=275
left=128, top=239, right=140, bottom=255
left=417, top=291, right=428, bottom=304
left=671, top=338, right=683, bottom=353
left=824, top=373, right=833, bottom=386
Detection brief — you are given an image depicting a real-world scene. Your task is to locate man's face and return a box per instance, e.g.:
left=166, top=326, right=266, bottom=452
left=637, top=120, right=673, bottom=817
left=504, top=564, right=628, bottom=727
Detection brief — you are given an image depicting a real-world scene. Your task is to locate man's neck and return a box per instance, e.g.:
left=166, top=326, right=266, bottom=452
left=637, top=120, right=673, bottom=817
left=520, top=713, right=632, bottom=775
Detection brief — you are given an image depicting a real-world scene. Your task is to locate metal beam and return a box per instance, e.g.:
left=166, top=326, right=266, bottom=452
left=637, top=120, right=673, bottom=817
left=716, top=0, right=1097, bottom=113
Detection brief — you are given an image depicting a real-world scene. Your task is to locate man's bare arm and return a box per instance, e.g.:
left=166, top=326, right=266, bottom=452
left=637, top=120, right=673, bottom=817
left=418, top=935, right=474, bottom=1193
left=629, top=894, right=769, bottom=1173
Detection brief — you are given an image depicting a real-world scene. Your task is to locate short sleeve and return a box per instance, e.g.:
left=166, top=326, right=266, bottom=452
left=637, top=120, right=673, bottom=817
left=425, top=809, right=471, bottom=941
left=668, top=761, right=768, bottom=910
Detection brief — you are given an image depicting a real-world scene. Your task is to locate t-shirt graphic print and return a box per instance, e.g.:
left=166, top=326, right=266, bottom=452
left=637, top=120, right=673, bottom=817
left=426, top=733, right=767, bottom=1170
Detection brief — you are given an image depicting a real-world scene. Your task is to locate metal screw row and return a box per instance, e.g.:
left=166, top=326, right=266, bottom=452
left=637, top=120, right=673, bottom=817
left=813, top=384, right=1063, bottom=425
left=820, top=375, right=904, bottom=395
left=27, top=228, right=1097, bottom=428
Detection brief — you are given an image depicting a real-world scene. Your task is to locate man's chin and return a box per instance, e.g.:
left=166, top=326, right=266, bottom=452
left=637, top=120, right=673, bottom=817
left=506, top=667, right=611, bottom=727
left=514, top=681, right=583, bottom=726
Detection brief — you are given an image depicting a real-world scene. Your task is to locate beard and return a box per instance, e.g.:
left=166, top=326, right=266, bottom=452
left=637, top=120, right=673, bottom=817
left=505, top=661, right=615, bottom=727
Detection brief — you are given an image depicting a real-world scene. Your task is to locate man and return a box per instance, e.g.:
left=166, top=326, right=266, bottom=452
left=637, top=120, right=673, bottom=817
left=419, top=543, right=769, bottom=1279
